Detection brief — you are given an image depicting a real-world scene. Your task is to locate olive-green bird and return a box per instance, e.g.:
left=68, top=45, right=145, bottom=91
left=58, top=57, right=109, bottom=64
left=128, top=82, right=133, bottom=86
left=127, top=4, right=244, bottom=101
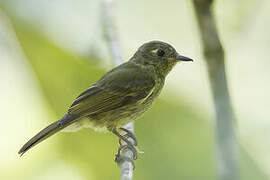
left=18, top=40, right=193, bottom=158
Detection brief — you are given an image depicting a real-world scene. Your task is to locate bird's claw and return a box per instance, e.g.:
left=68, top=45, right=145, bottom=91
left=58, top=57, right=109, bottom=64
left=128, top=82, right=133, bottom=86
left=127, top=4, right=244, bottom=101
left=112, top=128, right=138, bottom=162
left=115, top=152, right=136, bottom=170
left=115, top=144, right=138, bottom=163
left=118, top=127, right=138, bottom=146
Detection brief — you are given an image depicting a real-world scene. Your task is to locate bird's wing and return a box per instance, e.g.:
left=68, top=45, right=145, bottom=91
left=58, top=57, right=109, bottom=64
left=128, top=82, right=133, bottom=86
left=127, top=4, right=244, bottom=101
left=68, top=64, right=156, bottom=116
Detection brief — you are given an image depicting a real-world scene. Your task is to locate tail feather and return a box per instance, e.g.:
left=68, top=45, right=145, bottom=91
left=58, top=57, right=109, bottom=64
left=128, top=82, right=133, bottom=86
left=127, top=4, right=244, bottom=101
left=18, top=114, right=75, bottom=156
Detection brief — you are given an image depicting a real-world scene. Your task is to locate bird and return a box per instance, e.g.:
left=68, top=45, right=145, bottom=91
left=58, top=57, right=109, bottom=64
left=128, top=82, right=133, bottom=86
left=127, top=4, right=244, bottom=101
left=18, top=40, right=193, bottom=159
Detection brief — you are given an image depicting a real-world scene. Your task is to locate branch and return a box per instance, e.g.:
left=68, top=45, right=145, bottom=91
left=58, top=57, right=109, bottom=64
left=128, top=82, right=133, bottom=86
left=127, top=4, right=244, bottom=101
left=101, top=0, right=135, bottom=179
left=101, top=0, right=122, bottom=66
left=192, top=0, right=239, bottom=179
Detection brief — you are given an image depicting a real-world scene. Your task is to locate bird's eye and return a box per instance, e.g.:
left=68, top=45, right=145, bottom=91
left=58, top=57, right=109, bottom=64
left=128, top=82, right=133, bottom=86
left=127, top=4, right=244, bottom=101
left=157, top=49, right=165, bottom=57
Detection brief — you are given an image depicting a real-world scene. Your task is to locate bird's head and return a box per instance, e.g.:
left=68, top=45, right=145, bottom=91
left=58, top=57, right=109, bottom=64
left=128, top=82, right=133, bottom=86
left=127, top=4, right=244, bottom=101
left=132, top=40, right=193, bottom=76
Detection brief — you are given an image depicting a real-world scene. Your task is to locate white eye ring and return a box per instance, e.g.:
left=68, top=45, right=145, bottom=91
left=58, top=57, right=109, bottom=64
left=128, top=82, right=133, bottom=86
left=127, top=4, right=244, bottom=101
left=151, top=49, right=159, bottom=54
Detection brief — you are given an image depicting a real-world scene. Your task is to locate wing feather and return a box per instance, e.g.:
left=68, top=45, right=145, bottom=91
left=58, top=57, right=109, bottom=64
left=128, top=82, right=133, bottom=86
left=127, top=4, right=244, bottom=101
left=68, top=64, right=155, bottom=116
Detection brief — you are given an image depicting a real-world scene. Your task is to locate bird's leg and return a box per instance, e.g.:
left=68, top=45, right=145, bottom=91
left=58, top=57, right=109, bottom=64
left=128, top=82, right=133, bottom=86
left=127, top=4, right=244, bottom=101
left=119, top=127, right=138, bottom=146
left=112, top=129, right=138, bottom=161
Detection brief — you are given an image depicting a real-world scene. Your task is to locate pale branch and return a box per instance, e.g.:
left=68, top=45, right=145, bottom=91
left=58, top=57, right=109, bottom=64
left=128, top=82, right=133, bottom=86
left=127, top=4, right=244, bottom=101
left=101, top=0, right=122, bottom=66
left=101, top=0, right=135, bottom=179
left=192, top=0, right=239, bottom=179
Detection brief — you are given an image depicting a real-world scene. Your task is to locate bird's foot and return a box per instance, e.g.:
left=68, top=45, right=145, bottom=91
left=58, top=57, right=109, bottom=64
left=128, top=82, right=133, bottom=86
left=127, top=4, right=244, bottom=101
left=112, top=128, right=138, bottom=161
left=118, top=127, right=138, bottom=146
left=115, top=144, right=138, bottom=163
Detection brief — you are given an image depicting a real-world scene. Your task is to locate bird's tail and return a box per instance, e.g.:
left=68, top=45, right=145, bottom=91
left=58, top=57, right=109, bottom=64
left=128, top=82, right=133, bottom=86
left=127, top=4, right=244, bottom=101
left=18, top=113, right=76, bottom=156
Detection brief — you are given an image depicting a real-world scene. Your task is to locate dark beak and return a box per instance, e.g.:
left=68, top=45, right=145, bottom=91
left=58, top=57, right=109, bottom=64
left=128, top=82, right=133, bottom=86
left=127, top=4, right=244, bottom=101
left=176, top=55, right=193, bottom=62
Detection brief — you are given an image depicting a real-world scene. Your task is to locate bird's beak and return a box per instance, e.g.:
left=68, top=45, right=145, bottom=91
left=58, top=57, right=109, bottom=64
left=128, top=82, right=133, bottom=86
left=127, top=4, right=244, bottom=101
left=175, top=55, right=193, bottom=62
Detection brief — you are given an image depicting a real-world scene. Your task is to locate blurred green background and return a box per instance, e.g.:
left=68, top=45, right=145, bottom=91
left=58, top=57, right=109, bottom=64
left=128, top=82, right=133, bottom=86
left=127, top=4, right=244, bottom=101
left=0, top=0, right=269, bottom=179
